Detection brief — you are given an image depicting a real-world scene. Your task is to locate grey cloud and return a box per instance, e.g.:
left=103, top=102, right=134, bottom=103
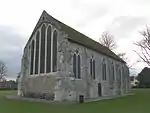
left=79, top=7, right=109, bottom=27
left=107, top=16, right=147, bottom=39
left=0, top=25, right=27, bottom=79
left=71, top=1, right=109, bottom=27
left=133, top=0, right=150, bottom=4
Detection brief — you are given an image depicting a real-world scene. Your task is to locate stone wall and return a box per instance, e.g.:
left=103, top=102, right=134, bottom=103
left=18, top=21, right=131, bottom=102
left=56, top=28, right=131, bottom=101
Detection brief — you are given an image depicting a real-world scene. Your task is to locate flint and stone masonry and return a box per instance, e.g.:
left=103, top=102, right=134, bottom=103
left=18, top=10, right=131, bottom=102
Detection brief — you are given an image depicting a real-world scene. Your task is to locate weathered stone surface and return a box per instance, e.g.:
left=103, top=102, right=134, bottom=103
left=18, top=17, right=131, bottom=102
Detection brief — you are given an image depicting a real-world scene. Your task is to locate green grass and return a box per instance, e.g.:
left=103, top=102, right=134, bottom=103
left=0, top=90, right=17, bottom=96
left=0, top=89, right=149, bottom=113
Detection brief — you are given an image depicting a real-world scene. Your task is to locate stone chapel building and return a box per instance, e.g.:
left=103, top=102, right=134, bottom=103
left=18, top=10, right=131, bottom=102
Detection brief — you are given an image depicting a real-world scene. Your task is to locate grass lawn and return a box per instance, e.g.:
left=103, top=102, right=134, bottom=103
left=0, top=89, right=149, bottom=113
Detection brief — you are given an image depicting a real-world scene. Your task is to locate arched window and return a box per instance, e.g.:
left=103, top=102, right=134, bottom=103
left=46, top=26, right=52, bottom=73
left=102, top=61, right=106, bottom=80
left=90, top=59, right=96, bottom=80
left=34, top=31, right=40, bottom=74
left=30, top=40, right=35, bottom=75
left=118, top=67, right=122, bottom=88
left=52, top=30, right=57, bottom=72
left=93, top=60, right=95, bottom=80
left=73, top=54, right=76, bottom=78
left=112, top=63, right=115, bottom=81
left=78, top=55, right=81, bottom=79
left=90, top=59, right=93, bottom=77
left=73, top=53, right=81, bottom=79
left=119, top=68, right=122, bottom=80
left=40, top=24, right=46, bottom=73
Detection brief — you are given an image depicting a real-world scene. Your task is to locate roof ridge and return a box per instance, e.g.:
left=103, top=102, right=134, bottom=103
left=25, top=10, right=125, bottom=63
left=44, top=11, right=124, bottom=63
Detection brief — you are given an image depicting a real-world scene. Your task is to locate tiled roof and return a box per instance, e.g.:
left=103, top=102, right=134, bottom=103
left=26, top=10, right=125, bottom=63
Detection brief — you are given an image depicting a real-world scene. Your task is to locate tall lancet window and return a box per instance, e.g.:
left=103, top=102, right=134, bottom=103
left=73, top=53, right=81, bottom=79
left=90, top=59, right=93, bottom=77
left=34, top=31, right=40, bottom=74
left=112, top=63, right=115, bottom=81
left=52, top=30, right=57, bottom=72
left=93, top=60, right=95, bottom=80
left=90, top=59, right=96, bottom=80
left=73, top=54, right=77, bottom=78
left=102, top=60, right=106, bottom=80
left=46, top=26, right=52, bottom=73
left=40, top=24, right=46, bottom=73
left=30, top=40, right=35, bottom=75
left=77, top=55, right=81, bottom=79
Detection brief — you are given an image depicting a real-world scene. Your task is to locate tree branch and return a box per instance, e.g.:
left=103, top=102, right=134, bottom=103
left=134, top=26, right=150, bottom=66
left=134, top=50, right=150, bottom=66
left=99, top=31, right=117, bottom=51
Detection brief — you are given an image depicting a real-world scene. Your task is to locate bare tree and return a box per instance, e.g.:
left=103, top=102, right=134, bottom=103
left=99, top=31, right=117, bottom=50
left=117, top=53, right=131, bottom=67
left=117, top=53, right=127, bottom=61
left=0, top=61, right=7, bottom=81
left=117, top=52, right=139, bottom=69
left=134, top=26, right=150, bottom=66
left=100, top=31, right=136, bottom=68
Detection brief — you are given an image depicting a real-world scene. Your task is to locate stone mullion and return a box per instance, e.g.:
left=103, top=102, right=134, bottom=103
left=51, top=30, right=54, bottom=72
left=38, top=29, right=41, bottom=74
left=45, top=26, right=48, bottom=74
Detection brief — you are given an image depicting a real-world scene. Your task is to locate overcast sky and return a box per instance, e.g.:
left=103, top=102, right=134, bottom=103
left=0, top=0, right=150, bottom=80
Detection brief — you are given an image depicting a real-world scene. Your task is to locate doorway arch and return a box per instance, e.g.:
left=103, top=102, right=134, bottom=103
left=98, top=83, right=102, bottom=97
